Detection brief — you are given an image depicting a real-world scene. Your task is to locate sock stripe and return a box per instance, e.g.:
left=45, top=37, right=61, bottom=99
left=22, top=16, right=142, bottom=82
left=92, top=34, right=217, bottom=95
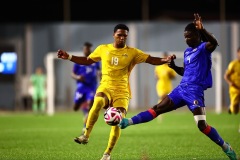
left=202, top=125, right=211, bottom=134
left=148, top=109, right=157, bottom=118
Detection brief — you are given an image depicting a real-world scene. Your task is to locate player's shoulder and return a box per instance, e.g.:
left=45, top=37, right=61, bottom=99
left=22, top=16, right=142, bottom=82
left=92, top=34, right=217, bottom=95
left=126, top=45, right=140, bottom=51
left=126, top=46, right=146, bottom=55
left=97, top=43, right=111, bottom=48
left=229, top=59, right=238, bottom=64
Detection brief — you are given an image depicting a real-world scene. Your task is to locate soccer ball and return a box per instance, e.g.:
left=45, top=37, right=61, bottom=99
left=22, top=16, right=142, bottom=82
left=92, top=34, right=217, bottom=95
left=104, top=107, right=122, bottom=126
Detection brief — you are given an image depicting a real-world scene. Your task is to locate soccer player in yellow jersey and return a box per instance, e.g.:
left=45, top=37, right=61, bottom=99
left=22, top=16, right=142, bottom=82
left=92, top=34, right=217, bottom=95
left=57, top=24, right=175, bottom=160
left=155, top=52, right=176, bottom=103
left=224, top=47, right=240, bottom=114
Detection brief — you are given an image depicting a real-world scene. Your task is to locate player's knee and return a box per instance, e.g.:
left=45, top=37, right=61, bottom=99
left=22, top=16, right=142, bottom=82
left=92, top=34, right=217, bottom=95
left=94, top=96, right=106, bottom=109
left=152, top=96, right=174, bottom=115
left=197, top=120, right=208, bottom=131
left=194, top=115, right=207, bottom=131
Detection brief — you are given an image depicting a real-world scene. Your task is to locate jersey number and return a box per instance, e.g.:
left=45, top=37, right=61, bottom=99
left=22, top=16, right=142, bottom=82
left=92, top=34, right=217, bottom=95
left=111, top=57, right=119, bottom=65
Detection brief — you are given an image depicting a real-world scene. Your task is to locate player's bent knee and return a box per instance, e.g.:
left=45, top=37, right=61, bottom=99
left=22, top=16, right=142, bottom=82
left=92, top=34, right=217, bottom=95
left=194, top=115, right=207, bottom=131
left=94, top=96, right=106, bottom=110
left=152, top=97, right=174, bottom=115
left=197, top=120, right=208, bottom=131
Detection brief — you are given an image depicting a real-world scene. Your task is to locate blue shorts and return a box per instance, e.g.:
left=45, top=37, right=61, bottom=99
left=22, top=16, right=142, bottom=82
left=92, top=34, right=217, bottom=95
left=74, top=85, right=95, bottom=105
left=168, top=83, right=205, bottom=112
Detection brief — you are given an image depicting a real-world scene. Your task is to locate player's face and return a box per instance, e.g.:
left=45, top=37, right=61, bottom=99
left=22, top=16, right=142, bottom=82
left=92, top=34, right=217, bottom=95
left=184, top=31, right=200, bottom=47
left=113, top=29, right=128, bottom=48
left=83, top=46, right=91, bottom=57
left=237, top=49, right=240, bottom=60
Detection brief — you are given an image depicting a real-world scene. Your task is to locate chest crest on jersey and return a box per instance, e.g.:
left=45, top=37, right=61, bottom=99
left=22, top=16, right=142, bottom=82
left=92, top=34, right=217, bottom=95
left=122, top=53, right=128, bottom=57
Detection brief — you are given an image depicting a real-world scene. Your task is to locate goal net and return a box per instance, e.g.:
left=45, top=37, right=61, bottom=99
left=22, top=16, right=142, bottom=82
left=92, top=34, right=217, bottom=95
left=45, top=51, right=222, bottom=116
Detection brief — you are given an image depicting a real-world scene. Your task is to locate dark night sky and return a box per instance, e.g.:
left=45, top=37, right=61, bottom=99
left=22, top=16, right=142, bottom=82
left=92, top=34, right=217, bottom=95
left=0, top=0, right=239, bottom=23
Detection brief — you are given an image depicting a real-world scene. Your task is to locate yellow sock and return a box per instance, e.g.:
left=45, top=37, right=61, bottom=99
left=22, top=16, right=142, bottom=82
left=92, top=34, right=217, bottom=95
left=104, top=125, right=121, bottom=155
left=104, top=113, right=125, bottom=154
left=84, top=96, right=105, bottom=138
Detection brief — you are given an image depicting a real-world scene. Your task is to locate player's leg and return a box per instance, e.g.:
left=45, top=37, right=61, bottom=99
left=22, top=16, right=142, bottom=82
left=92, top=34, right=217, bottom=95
left=84, top=92, right=109, bottom=137
left=39, top=89, right=46, bottom=114
left=193, top=107, right=237, bottom=159
left=31, top=88, right=39, bottom=113
left=80, top=91, right=95, bottom=135
left=74, top=92, right=109, bottom=144
left=229, top=91, right=240, bottom=114
left=79, top=101, right=88, bottom=134
left=73, top=87, right=85, bottom=111
left=101, top=98, right=128, bottom=160
left=119, top=86, right=184, bottom=129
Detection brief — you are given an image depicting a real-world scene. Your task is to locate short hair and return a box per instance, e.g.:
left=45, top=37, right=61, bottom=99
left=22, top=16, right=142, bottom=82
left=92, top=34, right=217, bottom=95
left=114, top=24, right=129, bottom=33
left=163, top=52, right=168, bottom=57
left=185, top=22, right=207, bottom=41
left=83, top=42, right=93, bottom=47
left=185, top=23, right=198, bottom=33
left=237, top=47, right=240, bottom=52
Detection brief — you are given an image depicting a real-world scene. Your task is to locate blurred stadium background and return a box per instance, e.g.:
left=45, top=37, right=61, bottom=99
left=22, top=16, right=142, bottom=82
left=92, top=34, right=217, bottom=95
left=0, top=0, right=240, bottom=160
left=0, top=0, right=239, bottom=113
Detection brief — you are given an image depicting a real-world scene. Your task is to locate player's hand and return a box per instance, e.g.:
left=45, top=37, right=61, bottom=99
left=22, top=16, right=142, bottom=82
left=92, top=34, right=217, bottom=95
left=168, top=59, right=176, bottom=69
left=166, top=54, right=176, bottom=62
left=57, top=49, right=69, bottom=60
left=193, top=13, right=204, bottom=30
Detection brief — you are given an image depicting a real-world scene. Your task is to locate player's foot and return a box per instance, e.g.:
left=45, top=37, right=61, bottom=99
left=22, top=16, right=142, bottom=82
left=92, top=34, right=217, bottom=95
left=74, top=135, right=89, bottom=145
left=118, top=118, right=129, bottom=129
left=223, top=142, right=237, bottom=160
left=100, top=153, right=111, bottom=160
left=228, top=108, right=232, bottom=114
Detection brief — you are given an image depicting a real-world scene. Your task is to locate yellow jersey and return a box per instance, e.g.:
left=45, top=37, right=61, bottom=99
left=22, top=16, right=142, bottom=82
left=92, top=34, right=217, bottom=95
left=226, top=60, right=240, bottom=92
left=88, top=44, right=149, bottom=97
left=155, top=63, right=176, bottom=95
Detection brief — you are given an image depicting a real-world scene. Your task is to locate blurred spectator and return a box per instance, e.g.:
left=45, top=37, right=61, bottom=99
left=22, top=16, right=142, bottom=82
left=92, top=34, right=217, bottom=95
left=224, top=47, right=240, bottom=115
left=154, top=52, right=176, bottom=103
left=71, top=42, right=101, bottom=134
left=29, top=66, right=47, bottom=114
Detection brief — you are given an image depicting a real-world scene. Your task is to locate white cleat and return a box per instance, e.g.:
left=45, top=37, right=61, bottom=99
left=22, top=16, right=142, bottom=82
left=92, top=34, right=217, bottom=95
left=74, top=135, right=89, bottom=145
left=100, top=153, right=111, bottom=160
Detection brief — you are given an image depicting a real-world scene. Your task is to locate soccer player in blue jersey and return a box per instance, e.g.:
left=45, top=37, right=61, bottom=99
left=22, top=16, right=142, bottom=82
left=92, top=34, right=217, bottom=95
left=119, top=13, right=237, bottom=160
left=71, top=42, right=101, bottom=135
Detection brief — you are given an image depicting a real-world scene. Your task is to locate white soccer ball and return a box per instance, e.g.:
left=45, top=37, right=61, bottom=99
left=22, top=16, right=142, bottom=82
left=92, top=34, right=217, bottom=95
left=104, top=107, right=122, bottom=126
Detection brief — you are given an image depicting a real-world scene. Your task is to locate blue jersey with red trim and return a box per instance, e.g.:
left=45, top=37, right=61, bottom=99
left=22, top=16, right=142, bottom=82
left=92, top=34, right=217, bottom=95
left=180, top=42, right=212, bottom=90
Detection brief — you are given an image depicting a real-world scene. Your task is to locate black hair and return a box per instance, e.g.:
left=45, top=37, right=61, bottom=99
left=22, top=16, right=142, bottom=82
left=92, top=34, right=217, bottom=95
left=83, top=42, right=93, bottom=47
left=185, top=22, right=208, bottom=42
left=114, top=24, right=129, bottom=33
left=185, top=23, right=198, bottom=33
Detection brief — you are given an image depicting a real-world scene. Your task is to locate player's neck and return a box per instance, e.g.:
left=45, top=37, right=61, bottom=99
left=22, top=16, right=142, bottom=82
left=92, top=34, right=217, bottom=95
left=113, top=43, right=125, bottom=49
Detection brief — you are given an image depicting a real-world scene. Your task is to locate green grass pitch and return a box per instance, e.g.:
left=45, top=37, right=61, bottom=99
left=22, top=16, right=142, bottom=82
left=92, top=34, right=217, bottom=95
left=0, top=110, right=239, bottom=160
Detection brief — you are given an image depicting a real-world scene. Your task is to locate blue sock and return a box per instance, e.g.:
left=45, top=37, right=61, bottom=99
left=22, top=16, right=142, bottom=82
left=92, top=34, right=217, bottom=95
left=202, top=125, right=224, bottom=146
left=131, top=109, right=157, bottom=124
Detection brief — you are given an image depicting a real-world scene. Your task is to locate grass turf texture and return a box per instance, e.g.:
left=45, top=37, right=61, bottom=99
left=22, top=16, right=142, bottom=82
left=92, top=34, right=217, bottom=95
left=0, top=110, right=239, bottom=160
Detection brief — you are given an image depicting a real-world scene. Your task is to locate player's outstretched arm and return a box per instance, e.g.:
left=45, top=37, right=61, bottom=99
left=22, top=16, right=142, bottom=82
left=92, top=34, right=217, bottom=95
left=57, top=49, right=95, bottom=65
left=145, top=54, right=176, bottom=65
left=193, top=13, right=218, bottom=52
left=168, top=60, right=184, bottom=76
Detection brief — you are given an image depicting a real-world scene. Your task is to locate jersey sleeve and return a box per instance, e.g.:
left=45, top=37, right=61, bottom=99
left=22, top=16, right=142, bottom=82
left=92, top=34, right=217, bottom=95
left=226, top=61, right=235, bottom=74
left=88, top=45, right=102, bottom=62
left=133, top=48, right=149, bottom=64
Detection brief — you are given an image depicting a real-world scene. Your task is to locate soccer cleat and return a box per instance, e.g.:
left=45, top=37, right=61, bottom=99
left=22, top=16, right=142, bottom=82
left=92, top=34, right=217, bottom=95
left=223, top=143, right=237, bottom=160
left=100, top=153, right=111, bottom=160
left=74, top=135, right=89, bottom=145
left=118, top=118, right=129, bottom=129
